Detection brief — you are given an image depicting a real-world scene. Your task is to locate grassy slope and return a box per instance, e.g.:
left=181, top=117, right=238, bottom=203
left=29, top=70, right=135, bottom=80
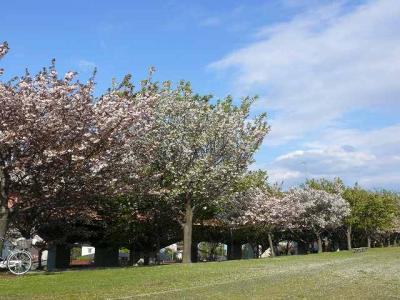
left=1, top=247, right=399, bottom=300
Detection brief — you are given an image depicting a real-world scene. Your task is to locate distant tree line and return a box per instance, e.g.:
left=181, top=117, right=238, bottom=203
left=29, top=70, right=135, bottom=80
left=219, top=174, right=399, bottom=257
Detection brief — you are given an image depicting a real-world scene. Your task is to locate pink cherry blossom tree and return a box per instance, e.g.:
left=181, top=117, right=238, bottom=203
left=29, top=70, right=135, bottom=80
left=247, top=190, right=301, bottom=257
left=0, top=42, right=154, bottom=248
left=221, top=184, right=299, bottom=257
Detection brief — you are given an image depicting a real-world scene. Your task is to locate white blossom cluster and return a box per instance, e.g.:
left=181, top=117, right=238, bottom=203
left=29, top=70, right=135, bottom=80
left=219, top=185, right=350, bottom=236
left=285, top=187, right=351, bottom=233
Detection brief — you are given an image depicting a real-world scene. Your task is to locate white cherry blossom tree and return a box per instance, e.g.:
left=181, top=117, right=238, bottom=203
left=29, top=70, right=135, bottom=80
left=220, top=184, right=299, bottom=257
left=137, top=82, right=269, bottom=263
left=285, top=187, right=350, bottom=253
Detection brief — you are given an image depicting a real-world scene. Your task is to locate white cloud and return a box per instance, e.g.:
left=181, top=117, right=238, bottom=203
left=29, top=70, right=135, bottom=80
left=268, top=168, right=302, bottom=182
left=267, top=124, right=400, bottom=190
left=210, top=0, right=400, bottom=190
left=210, top=0, right=400, bottom=145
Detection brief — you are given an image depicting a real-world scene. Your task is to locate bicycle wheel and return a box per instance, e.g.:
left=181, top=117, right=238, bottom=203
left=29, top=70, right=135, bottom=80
left=7, top=251, right=32, bottom=275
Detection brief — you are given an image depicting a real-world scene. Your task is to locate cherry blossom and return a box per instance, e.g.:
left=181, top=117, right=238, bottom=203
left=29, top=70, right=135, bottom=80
left=0, top=44, right=154, bottom=245
left=131, top=82, right=269, bottom=263
left=285, top=187, right=350, bottom=252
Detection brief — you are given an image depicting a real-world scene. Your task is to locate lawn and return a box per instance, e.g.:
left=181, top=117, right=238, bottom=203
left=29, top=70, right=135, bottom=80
left=1, top=247, right=399, bottom=299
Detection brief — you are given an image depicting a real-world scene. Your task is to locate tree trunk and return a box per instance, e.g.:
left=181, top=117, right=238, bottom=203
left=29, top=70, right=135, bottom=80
left=255, top=244, right=260, bottom=258
left=267, top=232, right=275, bottom=257
left=297, top=240, right=307, bottom=254
left=346, top=225, right=352, bottom=250
left=227, top=241, right=232, bottom=260
left=0, top=166, right=10, bottom=251
left=317, top=233, right=322, bottom=253
left=155, top=251, right=160, bottom=265
left=143, top=252, right=150, bottom=266
left=387, top=234, right=391, bottom=247
left=129, top=246, right=134, bottom=265
left=182, top=199, right=193, bottom=264
left=0, top=206, right=9, bottom=250
left=367, top=235, right=371, bottom=248
left=232, top=242, right=242, bottom=259
left=226, top=241, right=232, bottom=260
left=249, top=243, right=256, bottom=258
left=191, top=241, right=198, bottom=263
left=285, top=241, right=290, bottom=255
left=128, top=245, right=140, bottom=266
left=37, top=249, right=43, bottom=270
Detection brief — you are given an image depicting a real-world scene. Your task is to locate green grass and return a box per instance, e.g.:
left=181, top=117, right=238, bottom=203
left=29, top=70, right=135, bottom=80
left=1, top=247, right=399, bottom=299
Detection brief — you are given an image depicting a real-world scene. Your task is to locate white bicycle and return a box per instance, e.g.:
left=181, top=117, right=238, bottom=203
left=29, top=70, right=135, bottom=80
left=0, top=236, right=32, bottom=275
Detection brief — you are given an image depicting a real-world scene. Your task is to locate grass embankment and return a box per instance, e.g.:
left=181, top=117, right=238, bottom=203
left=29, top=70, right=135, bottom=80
left=1, top=247, right=399, bottom=299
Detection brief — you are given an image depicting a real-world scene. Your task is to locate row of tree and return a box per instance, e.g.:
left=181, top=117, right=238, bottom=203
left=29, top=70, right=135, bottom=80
left=219, top=175, right=400, bottom=256
left=1, top=42, right=398, bottom=264
left=0, top=42, right=268, bottom=263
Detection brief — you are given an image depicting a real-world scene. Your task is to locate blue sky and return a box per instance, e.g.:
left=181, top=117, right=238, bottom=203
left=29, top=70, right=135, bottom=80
left=2, top=0, right=399, bottom=190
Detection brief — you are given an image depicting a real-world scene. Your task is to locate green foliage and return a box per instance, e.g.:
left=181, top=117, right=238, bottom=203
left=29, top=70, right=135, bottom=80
left=119, top=247, right=129, bottom=254
left=198, top=242, right=224, bottom=261
left=343, top=185, right=399, bottom=233
left=304, top=177, right=345, bottom=194
left=70, top=247, right=82, bottom=260
left=233, top=170, right=268, bottom=192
